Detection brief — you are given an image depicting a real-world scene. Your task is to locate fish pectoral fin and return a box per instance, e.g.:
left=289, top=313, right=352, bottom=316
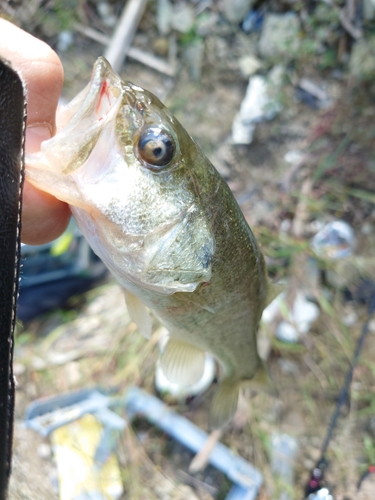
left=124, top=289, right=152, bottom=339
left=160, top=339, right=206, bottom=386
left=265, top=282, right=285, bottom=308
left=209, top=381, right=241, bottom=430
left=246, top=362, right=278, bottom=397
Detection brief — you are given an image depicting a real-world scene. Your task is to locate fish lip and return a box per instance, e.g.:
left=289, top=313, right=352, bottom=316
left=93, top=58, right=138, bottom=107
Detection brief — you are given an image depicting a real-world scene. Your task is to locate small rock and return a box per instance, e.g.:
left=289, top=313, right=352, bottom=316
left=349, top=37, right=375, bottom=81
left=258, top=13, right=300, bottom=62
left=171, top=3, right=195, bottom=33
left=183, top=39, right=205, bottom=81
left=363, top=0, right=375, bottom=20
left=152, top=37, right=169, bottom=57
left=342, top=310, right=358, bottom=327
left=157, top=0, right=173, bottom=35
left=284, top=149, right=304, bottom=165
left=278, top=359, right=300, bottom=375
left=196, top=11, right=219, bottom=37
left=57, top=31, right=74, bottom=52
left=280, top=218, right=292, bottom=233
left=97, top=1, right=117, bottom=27
left=238, top=54, right=263, bottom=78
left=265, top=292, right=320, bottom=342
left=223, top=0, right=255, bottom=24
left=361, top=222, right=373, bottom=235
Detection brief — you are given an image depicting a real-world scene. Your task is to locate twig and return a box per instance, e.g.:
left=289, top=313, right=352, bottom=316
left=292, top=177, right=313, bottom=239
left=0, top=1, right=16, bottom=17
left=74, top=22, right=176, bottom=77
left=303, top=353, right=329, bottom=389
left=339, top=8, right=362, bottom=39
left=104, top=0, right=148, bottom=72
left=188, top=429, right=222, bottom=473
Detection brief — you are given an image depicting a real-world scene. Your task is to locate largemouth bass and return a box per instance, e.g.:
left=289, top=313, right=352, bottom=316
left=26, top=57, right=274, bottom=429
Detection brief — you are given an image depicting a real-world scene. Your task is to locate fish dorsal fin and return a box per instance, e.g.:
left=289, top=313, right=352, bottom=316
left=124, top=289, right=152, bottom=339
left=160, top=339, right=206, bottom=386
left=209, top=381, right=241, bottom=430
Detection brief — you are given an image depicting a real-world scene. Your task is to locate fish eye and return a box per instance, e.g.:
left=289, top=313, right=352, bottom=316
left=137, top=126, right=175, bottom=169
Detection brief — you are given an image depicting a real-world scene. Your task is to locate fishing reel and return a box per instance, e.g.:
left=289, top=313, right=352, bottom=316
left=304, top=457, right=333, bottom=500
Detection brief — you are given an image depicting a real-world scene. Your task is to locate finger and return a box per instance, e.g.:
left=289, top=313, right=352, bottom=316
left=0, top=19, right=71, bottom=244
left=0, top=18, right=63, bottom=133
left=21, top=182, right=71, bottom=245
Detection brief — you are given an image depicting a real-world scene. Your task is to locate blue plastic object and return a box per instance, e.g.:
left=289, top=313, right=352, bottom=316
left=25, top=387, right=263, bottom=500
left=125, top=387, right=263, bottom=500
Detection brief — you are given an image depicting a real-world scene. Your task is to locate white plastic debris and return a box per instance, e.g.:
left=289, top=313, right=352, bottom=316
left=276, top=321, right=299, bottom=343
left=263, top=292, right=320, bottom=343
left=312, top=221, right=355, bottom=259
left=308, top=488, right=333, bottom=500
left=232, top=67, right=283, bottom=144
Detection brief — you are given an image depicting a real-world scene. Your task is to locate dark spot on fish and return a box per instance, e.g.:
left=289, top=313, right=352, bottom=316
left=200, top=244, right=212, bottom=269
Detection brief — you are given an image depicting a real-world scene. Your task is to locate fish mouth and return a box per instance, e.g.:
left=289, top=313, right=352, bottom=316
left=57, top=57, right=125, bottom=135
left=25, top=57, right=130, bottom=202
left=29, top=57, right=128, bottom=178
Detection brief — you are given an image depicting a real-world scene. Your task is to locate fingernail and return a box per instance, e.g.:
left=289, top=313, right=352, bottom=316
left=26, top=125, right=52, bottom=154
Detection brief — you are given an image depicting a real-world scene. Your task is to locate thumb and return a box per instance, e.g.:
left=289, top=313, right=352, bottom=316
left=0, top=19, right=71, bottom=244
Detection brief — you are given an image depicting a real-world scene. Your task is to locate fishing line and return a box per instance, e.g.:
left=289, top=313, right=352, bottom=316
left=304, top=289, right=375, bottom=499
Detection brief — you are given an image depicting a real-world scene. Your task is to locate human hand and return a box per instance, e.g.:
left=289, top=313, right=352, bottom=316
left=0, top=18, right=71, bottom=245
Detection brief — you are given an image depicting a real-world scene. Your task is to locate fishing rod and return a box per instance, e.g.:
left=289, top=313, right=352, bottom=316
left=0, top=58, right=26, bottom=498
left=304, top=289, right=375, bottom=499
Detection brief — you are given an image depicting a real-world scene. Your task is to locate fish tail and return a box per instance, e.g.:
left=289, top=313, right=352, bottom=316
left=209, top=362, right=277, bottom=430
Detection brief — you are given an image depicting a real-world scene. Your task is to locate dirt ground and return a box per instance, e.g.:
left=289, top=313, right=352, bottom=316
left=2, top=1, right=375, bottom=499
